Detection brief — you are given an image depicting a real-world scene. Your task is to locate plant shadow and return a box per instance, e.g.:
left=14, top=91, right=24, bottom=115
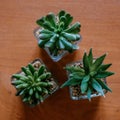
left=38, top=48, right=82, bottom=84
left=23, top=92, right=101, bottom=120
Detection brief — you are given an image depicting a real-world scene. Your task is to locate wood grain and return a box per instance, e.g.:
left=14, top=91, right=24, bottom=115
left=0, top=0, right=120, bottom=120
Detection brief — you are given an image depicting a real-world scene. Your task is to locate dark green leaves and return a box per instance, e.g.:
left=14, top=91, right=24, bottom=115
left=95, top=71, right=114, bottom=78
left=91, top=54, right=106, bottom=71
left=83, top=52, right=90, bottom=74
left=61, top=48, right=114, bottom=101
left=61, top=78, right=80, bottom=88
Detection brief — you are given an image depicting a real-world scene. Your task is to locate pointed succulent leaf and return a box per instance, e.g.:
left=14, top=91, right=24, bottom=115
left=87, top=87, right=92, bottom=101
left=61, top=78, right=81, bottom=88
left=91, top=54, right=106, bottom=71
left=98, top=63, right=112, bottom=71
left=69, top=72, right=85, bottom=80
left=95, top=71, right=114, bottom=78
left=88, top=48, right=93, bottom=65
left=83, top=52, right=89, bottom=74
left=92, top=79, right=104, bottom=96
left=97, top=79, right=112, bottom=92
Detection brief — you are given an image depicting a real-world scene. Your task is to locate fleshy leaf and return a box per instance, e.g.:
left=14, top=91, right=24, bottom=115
left=95, top=71, right=114, bottom=78
left=97, top=79, right=112, bottom=92
left=92, top=79, right=104, bottom=96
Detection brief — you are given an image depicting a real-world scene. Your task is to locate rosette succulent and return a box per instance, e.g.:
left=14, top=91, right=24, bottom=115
left=61, top=48, right=114, bottom=100
left=36, top=10, right=81, bottom=56
left=11, top=63, right=53, bottom=106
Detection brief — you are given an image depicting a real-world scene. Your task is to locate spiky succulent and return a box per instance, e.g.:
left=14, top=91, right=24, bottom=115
left=61, top=48, right=114, bottom=100
left=36, top=10, right=81, bottom=56
left=11, top=63, right=53, bottom=106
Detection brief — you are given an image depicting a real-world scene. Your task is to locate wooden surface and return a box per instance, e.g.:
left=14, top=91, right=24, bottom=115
left=0, top=0, right=120, bottom=120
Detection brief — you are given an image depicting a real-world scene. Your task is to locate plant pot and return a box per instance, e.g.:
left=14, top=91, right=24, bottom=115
left=11, top=58, right=59, bottom=106
left=66, top=60, right=108, bottom=100
left=34, top=27, right=82, bottom=62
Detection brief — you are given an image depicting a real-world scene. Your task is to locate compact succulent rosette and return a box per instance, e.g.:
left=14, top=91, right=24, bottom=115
left=34, top=10, right=81, bottom=62
left=61, top=49, right=114, bottom=101
left=11, top=59, right=59, bottom=106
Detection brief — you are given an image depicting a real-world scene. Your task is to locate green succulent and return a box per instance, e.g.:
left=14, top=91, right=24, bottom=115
left=11, top=63, right=53, bottom=106
left=61, top=48, right=114, bottom=100
left=36, top=10, right=81, bottom=56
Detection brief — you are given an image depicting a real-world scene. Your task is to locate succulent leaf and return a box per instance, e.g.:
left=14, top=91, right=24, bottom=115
left=61, top=48, right=114, bottom=100
left=36, top=10, right=81, bottom=56
left=92, top=79, right=104, bottom=96
left=97, top=79, right=112, bottom=92
left=12, top=62, right=53, bottom=106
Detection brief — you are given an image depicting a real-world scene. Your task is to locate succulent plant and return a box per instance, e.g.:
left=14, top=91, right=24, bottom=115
left=11, top=63, right=53, bottom=106
left=36, top=10, right=81, bottom=56
left=61, top=48, right=114, bottom=100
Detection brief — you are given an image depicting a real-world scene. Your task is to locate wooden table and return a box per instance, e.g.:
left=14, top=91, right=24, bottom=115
left=0, top=0, right=120, bottom=120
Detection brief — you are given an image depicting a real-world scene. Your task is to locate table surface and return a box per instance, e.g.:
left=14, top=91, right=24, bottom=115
left=0, top=0, right=120, bottom=120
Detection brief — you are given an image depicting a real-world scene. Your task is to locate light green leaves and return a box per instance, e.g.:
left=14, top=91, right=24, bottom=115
left=12, top=62, right=53, bottom=106
left=36, top=10, right=81, bottom=56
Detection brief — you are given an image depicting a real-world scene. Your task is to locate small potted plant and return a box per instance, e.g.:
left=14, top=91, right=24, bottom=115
left=34, top=10, right=81, bottom=62
left=61, top=49, right=114, bottom=101
left=11, top=59, right=59, bottom=106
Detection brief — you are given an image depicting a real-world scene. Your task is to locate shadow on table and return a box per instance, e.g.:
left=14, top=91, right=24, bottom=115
left=23, top=91, right=101, bottom=120
left=38, top=48, right=82, bottom=84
